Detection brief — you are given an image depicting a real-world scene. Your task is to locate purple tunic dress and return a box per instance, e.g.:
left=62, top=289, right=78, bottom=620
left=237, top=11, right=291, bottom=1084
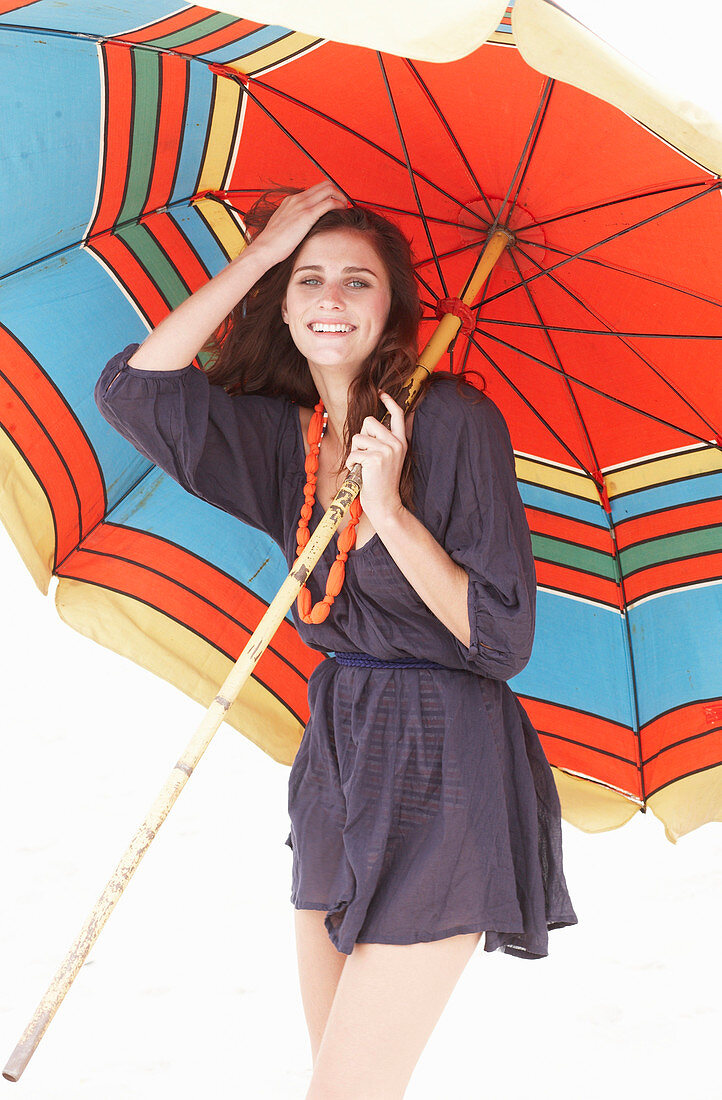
left=96, top=345, right=578, bottom=959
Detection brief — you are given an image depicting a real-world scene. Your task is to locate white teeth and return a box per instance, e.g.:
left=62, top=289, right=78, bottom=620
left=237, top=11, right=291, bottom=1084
left=309, top=323, right=354, bottom=333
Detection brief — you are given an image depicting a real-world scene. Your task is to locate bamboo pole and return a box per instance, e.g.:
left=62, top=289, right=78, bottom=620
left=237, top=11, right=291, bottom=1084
left=3, top=227, right=512, bottom=1084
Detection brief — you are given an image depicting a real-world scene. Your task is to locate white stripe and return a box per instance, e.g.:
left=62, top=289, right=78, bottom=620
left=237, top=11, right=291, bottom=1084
left=246, top=35, right=326, bottom=80
left=603, top=440, right=714, bottom=475
left=83, top=42, right=107, bottom=243
left=221, top=85, right=248, bottom=191
left=80, top=243, right=152, bottom=333
left=513, top=448, right=589, bottom=476
left=536, top=585, right=624, bottom=615
left=555, top=765, right=641, bottom=801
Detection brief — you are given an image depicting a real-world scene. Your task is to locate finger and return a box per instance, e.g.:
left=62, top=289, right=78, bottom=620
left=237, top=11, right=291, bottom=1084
left=378, top=392, right=407, bottom=443
left=298, top=181, right=348, bottom=211
left=353, top=427, right=397, bottom=452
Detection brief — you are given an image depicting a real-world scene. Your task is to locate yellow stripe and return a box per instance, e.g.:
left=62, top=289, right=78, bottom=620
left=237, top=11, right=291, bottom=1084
left=606, top=447, right=722, bottom=497
left=515, top=455, right=600, bottom=502
left=553, top=766, right=640, bottom=835
left=197, top=77, right=242, bottom=194
left=227, top=32, right=321, bottom=77
left=194, top=198, right=247, bottom=261
left=0, top=427, right=55, bottom=594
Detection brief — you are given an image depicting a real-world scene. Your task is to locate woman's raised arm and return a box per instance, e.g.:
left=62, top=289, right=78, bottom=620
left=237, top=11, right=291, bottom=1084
left=128, top=182, right=347, bottom=373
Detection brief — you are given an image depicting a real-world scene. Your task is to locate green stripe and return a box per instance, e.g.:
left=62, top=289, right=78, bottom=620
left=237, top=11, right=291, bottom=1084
left=147, top=13, right=239, bottom=50
left=119, top=50, right=160, bottom=225
left=531, top=534, right=617, bottom=580
left=117, top=224, right=188, bottom=309
left=620, top=526, right=722, bottom=574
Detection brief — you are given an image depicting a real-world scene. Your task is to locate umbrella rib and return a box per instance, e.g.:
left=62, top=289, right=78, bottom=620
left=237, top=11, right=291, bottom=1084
left=403, top=60, right=493, bottom=222
left=479, top=328, right=713, bottom=444
left=520, top=237, right=722, bottom=311
left=376, top=53, right=448, bottom=296
left=411, top=269, right=439, bottom=302
left=236, top=81, right=351, bottom=200
left=506, top=250, right=602, bottom=478
left=413, top=237, right=501, bottom=271
left=483, top=182, right=722, bottom=304
left=465, top=331, right=592, bottom=474
left=513, top=239, right=721, bottom=437
left=495, top=78, right=554, bottom=230
left=515, top=179, right=716, bottom=234
left=249, top=77, right=477, bottom=220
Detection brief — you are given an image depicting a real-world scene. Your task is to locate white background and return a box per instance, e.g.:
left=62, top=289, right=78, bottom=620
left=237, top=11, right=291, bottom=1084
left=2, top=1, right=722, bottom=1096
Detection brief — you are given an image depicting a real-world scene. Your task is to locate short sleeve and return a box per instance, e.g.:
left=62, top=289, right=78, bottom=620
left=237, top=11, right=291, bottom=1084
left=95, top=343, right=293, bottom=545
left=415, top=377, right=536, bottom=680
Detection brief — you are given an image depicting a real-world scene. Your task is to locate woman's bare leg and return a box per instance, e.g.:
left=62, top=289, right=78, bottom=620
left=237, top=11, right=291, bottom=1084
left=294, top=908, right=349, bottom=1064
left=305, top=930, right=482, bottom=1099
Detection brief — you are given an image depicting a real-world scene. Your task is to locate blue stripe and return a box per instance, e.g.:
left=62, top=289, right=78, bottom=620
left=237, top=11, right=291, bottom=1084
left=200, top=24, right=294, bottom=65
left=0, top=30, right=100, bottom=277
left=169, top=207, right=227, bottom=276
left=629, top=584, right=722, bottom=726
left=108, top=472, right=291, bottom=614
left=611, top=471, right=722, bottom=521
left=0, top=1, right=190, bottom=36
left=518, top=480, right=608, bottom=527
left=510, top=589, right=635, bottom=727
left=171, top=60, right=214, bottom=204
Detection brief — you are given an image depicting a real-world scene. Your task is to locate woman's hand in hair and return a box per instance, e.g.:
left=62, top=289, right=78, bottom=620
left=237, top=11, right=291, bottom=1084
left=246, top=181, right=347, bottom=270
left=125, top=182, right=346, bottom=373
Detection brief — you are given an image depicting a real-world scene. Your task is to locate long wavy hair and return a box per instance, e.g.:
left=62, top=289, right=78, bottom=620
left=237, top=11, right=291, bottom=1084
left=204, top=189, right=484, bottom=509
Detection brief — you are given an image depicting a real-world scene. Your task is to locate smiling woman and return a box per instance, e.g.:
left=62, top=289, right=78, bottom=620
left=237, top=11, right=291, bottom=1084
left=94, top=182, right=577, bottom=1098
left=281, top=231, right=392, bottom=375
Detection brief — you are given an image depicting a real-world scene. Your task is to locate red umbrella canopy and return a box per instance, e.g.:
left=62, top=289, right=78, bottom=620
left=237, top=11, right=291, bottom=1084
left=1, top=1, right=721, bottom=842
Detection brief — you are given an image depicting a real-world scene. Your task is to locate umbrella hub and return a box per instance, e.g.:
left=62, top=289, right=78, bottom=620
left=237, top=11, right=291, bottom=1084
left=457, top=196, right=546, bottom=278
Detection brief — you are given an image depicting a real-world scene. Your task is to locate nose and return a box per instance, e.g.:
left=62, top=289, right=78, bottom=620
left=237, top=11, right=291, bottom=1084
left=317, top=280, right=345, bottom=309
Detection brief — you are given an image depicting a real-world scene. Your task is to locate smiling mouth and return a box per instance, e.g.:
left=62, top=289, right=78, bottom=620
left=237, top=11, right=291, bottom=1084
left=308, top=322, right=356, bottom=333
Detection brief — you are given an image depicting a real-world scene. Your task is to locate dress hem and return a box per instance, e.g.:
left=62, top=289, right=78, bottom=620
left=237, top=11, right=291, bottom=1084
left=290, top=895, right=577, bottom=959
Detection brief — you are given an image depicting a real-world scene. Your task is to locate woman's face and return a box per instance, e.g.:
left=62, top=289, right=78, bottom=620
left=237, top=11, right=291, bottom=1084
left=281, top=228, right=392, bottom=380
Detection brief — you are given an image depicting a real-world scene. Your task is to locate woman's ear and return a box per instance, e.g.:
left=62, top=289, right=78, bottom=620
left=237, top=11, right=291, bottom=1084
left=281, top=297, right=288, bottom=324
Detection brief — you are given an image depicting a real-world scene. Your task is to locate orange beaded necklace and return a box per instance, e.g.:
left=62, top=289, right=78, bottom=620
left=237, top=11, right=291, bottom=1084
left=296, top=400, right=363, bottom=625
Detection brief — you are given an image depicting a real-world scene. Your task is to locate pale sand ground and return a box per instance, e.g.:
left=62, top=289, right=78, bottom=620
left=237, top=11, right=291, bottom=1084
left=1, top=525, right=720, bottom=1099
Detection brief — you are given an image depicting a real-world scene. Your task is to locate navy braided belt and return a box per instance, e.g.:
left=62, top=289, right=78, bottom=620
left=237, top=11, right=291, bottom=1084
left=333, top=651, right=446, bottom=670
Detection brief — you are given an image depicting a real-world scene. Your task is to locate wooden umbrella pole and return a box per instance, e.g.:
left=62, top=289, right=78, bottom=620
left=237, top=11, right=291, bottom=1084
left=3, top=228, right=511, bottom=1084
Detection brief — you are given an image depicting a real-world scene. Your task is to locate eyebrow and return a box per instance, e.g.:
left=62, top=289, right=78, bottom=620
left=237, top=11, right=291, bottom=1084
left=294, top=265, right=378, bottom=276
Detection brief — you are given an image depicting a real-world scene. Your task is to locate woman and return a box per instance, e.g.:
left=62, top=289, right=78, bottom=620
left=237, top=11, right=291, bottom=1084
left=95, top=181, right=578, bottom=1097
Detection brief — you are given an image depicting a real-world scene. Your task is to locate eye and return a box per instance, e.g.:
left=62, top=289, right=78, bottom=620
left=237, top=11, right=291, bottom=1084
left=299, top=277, right=321, bottom=286
left=348, top=278, right=369, bottom=289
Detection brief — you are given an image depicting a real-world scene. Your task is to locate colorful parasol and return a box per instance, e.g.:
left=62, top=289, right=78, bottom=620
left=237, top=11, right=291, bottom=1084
left=1, top=0, right=721, bottom=845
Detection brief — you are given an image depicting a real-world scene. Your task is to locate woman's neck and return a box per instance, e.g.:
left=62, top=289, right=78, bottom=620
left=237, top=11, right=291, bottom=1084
left=308, top=365, right=356, bottom=450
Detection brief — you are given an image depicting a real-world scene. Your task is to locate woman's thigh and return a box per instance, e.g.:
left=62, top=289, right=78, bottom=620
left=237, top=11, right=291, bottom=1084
left=306, top=931, right=482, bottom=1099
left=294, top=908, right=349, bottom=1064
